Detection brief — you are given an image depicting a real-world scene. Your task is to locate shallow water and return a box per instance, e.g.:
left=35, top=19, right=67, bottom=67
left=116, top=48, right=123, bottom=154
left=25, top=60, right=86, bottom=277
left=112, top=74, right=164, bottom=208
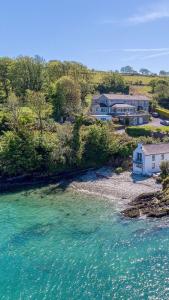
left=0, top=187, right=169, bottom=300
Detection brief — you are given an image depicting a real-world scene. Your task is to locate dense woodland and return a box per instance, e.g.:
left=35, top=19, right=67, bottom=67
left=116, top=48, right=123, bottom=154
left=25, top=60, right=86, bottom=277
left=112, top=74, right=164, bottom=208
left=0, top=56, right=169, bottom=178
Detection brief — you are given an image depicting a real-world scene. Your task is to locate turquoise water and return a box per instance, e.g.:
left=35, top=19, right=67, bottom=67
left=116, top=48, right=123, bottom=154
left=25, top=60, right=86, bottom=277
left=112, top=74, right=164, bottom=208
left=0, top=187, right=169, bottom=299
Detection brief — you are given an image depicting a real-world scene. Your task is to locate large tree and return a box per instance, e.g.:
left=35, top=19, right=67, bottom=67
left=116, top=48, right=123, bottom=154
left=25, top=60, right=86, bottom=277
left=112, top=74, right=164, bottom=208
left=120, top=66, right=137, bottom=74
left=27, top=90, right=52, bottom=136
left=97, top=73, right=129, bottom=94
left=11, top=56, right=45, bottom=98
left=139, top=68, right=151, bottom=75
left=0, top=57, right=13, bottom=101
left=48, top=76, right=81, bottom=121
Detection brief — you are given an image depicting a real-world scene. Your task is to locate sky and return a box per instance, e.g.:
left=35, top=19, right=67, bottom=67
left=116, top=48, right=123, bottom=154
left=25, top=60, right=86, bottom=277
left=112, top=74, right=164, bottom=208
left=1, top=0, right=169, bottom=73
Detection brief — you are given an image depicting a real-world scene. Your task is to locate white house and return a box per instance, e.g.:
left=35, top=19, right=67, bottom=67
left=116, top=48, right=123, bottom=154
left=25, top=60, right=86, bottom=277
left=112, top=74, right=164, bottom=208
left=133, top=143, right=169, bottom=176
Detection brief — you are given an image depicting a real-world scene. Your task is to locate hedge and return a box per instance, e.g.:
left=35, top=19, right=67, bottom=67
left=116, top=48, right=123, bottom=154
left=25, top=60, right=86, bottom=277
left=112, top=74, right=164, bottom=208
left=155, top=107, right=169, bottom=119
left=126, top=125, right=169, bottom=137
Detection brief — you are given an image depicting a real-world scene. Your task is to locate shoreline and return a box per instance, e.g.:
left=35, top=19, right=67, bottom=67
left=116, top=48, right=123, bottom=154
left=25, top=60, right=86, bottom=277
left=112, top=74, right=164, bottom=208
left=0, top=168, right=162, bottom=214
left=69, top=168, right=161, bottom=208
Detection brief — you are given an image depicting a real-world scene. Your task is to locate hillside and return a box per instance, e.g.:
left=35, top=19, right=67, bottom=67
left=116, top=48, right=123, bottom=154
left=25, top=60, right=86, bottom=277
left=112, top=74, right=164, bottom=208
left=91, top=71, right=165, bottom=97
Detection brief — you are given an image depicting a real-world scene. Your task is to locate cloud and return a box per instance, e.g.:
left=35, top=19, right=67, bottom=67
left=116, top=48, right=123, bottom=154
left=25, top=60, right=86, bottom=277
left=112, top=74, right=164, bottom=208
left=91, top=47, right=169, bottom=61
left=141, top=51, right=169, bottom=60
left=101, top=2, right=169, bottom=25
left=128, top=10, right=169, bottom=24
left=123, top=48, right=169, bottom=52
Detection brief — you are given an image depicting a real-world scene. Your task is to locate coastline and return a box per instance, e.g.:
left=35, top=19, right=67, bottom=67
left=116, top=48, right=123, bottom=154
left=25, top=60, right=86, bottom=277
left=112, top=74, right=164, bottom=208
left=69, top=168, right=161, bottom=208
left=0, top=167, right=162, bottom=215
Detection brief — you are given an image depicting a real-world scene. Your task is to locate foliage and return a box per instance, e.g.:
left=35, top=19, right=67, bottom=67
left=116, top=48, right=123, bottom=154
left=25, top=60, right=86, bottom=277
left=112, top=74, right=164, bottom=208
left=0, top=130, right=40, bottom=176
left=96, top=73, right=129, bottom=94
left=160, top=161, right=169, bottom=179
left=10, top=56, right=45, bottom=98
left=155, top=107, right=169, bottom=118
left=126, top=125, right=169, bottom=137
left=48, top=76, right=81, bottom=121
left=27, top=90, right=52, bottom=135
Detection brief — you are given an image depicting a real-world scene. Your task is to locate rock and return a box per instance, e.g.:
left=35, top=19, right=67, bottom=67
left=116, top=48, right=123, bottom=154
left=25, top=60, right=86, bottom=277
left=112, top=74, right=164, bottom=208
left=122, top=208, right=140, bottom=218
left=122, top=191, right=169, bottom=219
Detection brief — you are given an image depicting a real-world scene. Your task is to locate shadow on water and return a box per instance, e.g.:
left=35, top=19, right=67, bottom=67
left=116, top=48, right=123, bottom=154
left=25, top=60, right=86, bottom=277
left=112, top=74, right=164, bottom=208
left=4, top=223, right=54, bottom=249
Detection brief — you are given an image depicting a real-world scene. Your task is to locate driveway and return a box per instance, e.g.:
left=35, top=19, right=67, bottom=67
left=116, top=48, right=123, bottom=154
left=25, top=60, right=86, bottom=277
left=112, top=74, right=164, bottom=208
left=149, top=117, right=163, bottom=127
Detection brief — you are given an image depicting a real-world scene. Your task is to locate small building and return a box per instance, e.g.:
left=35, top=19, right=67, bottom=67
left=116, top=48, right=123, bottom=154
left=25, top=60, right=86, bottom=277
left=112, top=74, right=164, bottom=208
left=133, top=143, right=169, bottom=176
left=91, top=114, right=112, bottom=121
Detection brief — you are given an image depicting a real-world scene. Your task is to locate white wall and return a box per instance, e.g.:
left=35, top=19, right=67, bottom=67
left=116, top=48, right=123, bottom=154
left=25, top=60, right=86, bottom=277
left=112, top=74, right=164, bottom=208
left=133, top=145, right=145, bottom=174
left=133, top=144, right=169, bottom=175
left=144, top=153, right=169, bottom=175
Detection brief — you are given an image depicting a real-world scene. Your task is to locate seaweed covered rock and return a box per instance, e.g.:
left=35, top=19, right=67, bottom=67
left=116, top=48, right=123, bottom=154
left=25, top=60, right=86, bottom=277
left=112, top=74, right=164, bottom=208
left=122, top=190, right=169, bottom=218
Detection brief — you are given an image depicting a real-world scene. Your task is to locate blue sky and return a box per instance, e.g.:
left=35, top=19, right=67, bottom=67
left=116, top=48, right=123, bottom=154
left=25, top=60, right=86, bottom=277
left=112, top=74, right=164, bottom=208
left=1, top=0, right=169, bottom=72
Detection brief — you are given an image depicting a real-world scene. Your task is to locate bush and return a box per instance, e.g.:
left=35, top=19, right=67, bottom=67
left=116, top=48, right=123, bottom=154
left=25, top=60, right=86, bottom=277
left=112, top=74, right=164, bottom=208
left=155, top=107, right=169, bottom=119
left=115, top=167, right=123, bottom=174
left=162, top=176, right=169, bottom=189
left=0, top=130, right=40, bottom=176
left=126, top=125, right=169, bottom=137
left=160, top=161, right=169, bottom=178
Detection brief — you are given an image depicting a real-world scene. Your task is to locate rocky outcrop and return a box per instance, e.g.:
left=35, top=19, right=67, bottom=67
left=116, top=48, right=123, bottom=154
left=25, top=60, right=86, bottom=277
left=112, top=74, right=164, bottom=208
left=122, top=190, right=169, bottom=218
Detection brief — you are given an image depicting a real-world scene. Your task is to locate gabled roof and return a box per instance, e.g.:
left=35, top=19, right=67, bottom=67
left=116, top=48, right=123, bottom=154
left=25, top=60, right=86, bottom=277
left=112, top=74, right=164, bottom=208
left=93, top=93, right=150, bottom=101
left=142, top=143, right=169, bottom=155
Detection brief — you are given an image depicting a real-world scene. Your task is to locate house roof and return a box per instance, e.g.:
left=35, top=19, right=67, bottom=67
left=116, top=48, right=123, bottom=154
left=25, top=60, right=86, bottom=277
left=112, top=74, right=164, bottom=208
left=93, top=93, right=150, bottom=101
left=142, top=143, right=169, bottom=155
left=112, top=104, right=135, bottom=108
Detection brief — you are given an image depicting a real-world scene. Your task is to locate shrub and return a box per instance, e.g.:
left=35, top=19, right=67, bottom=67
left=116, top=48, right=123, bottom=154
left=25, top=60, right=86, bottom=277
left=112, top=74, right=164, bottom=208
left=155, top=107, right=169, bottom=119
left=126, top=125, right=169, bottom=137
left=162, top=176, right=169, bottom=190
left=160, top=161, right=169, bottom=178
left=115, top=167, right=123, bottom=174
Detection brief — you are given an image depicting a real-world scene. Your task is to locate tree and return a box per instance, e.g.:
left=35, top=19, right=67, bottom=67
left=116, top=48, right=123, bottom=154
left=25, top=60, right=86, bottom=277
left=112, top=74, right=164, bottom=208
left=120, top=66, right=136, bottom=74
left=149, top=79, right=157, bottom=93
left=160, top=161, right=169, bottom=178
left=83, top=125, right=112, bottom=165
left=27, top=91, right=52, bottom=136
left=97, top=73, right=129, bottom=94
left=11, top=56, right=45, bottom=98
left=48, top=76, right=81, bottom=121
left=0, top=129, right=39, bottom=176
left=159, top=70, right=169, bottom=76
left=0, top=57, right=13, bottom=101
left=139, top=68, right=151, bottom=75
left=6, top=92, right=21, bottom=131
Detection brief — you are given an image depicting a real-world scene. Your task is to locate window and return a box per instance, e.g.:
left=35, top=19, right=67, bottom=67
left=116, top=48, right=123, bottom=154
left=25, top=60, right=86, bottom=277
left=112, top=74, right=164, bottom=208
left=152, top=155, right=155, bottom=161
left=161, top=154, right=164, bottom=160
left=137, top=153, right=142, bottom=162
left=152, top=163, right=155, bottom=169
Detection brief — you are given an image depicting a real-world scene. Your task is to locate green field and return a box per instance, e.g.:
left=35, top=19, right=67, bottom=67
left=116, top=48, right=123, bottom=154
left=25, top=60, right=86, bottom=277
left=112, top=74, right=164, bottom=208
left=90, top=72, right=165, bottom=97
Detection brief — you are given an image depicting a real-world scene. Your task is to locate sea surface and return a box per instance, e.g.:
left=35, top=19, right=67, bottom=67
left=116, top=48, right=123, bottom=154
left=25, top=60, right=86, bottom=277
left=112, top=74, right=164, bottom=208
left=0, top=186, right=169, bottom=300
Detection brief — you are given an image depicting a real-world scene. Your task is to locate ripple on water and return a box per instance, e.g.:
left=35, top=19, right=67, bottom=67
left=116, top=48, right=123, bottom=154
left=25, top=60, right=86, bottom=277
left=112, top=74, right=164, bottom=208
left=0, top=189, right=169, bottom=299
